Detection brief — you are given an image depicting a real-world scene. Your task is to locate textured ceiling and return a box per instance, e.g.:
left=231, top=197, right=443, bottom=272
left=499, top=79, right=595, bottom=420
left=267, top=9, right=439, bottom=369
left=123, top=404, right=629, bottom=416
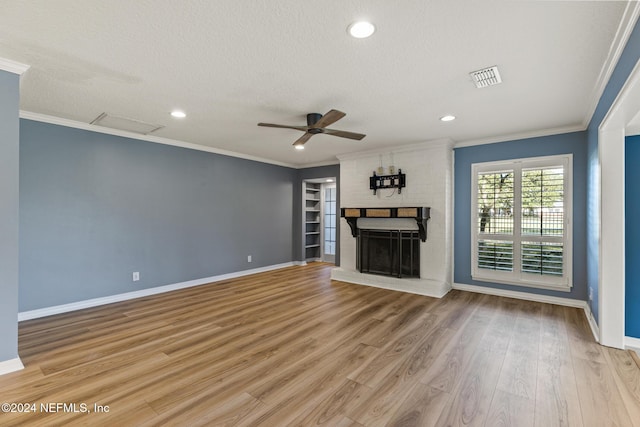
left=0, top=0, right=633, bottom=167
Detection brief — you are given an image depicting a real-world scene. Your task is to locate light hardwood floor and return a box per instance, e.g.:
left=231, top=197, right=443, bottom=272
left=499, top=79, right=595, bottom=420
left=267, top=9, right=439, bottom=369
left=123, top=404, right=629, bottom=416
left=0, top=263, right=639, bottom=426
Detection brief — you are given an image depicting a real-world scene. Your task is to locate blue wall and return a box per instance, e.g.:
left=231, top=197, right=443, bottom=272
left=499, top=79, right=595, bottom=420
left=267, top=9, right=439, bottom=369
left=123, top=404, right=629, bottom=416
left=454, top=131, right=588, bottom=300
left=587, top=16, right=640, bottom=324
left=625, top=135, right=640, bottom=338
left=19, top=119, right=297, bottom=311
left=0, top=70, right=20, bottom=362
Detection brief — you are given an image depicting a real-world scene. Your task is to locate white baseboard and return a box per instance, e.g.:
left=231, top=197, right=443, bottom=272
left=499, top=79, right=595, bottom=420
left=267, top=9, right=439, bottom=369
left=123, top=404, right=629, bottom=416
left=452, top=282, right=599, bottom=342
left=0, top=357, right=24, bottom=376
left=585, top=304, right=600, bottom=344
left=18, top=262, right=299, bottom=321
left=331, top=268, right=451, bottom=298
left=625, top=336, right=640, bottom=354
left=452, top=282, right=587, bottom=308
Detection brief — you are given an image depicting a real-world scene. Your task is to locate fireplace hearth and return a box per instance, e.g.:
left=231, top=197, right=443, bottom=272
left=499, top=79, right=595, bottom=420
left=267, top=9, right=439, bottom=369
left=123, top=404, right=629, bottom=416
left=358, top=229, right=420, bottom=278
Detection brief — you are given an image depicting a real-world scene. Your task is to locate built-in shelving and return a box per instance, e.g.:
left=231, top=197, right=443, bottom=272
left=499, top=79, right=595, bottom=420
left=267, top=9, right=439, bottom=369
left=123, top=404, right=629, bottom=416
left=304, top=182, right=321, bottom=260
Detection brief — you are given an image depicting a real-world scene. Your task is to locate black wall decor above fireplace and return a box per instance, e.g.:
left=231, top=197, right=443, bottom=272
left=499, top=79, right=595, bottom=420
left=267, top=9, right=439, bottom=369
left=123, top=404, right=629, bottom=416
left=358, top=229, right=420, bottom=278
left=369, top=169, right=406, bottom=195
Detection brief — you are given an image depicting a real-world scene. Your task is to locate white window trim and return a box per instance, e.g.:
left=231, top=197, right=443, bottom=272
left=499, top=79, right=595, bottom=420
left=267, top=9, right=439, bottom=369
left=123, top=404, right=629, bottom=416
left=471, top=154, right=573, bottom=291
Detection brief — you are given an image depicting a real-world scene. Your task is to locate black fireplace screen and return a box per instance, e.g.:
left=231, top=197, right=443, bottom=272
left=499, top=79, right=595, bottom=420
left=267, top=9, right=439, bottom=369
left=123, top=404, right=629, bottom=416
left=357, top=229, right=420, bottom=278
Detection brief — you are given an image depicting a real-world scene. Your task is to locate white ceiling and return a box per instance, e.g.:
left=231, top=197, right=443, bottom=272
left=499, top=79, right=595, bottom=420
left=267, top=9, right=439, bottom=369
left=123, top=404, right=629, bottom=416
left=0, top=1, right=635, bottom=167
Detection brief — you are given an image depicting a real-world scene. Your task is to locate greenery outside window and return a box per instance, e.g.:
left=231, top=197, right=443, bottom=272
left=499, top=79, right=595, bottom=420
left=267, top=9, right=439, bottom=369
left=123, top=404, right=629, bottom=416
left=471, top=154, right=572, bottom=291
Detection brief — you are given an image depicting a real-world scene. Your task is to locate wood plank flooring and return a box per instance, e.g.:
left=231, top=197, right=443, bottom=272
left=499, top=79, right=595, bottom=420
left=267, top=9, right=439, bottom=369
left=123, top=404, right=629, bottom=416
left=0, top=263, right=638, bottom=426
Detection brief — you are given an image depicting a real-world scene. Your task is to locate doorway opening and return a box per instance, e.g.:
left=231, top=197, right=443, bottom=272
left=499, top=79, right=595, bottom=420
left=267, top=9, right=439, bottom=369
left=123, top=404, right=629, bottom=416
left=303, top=178, right=337, bottom=264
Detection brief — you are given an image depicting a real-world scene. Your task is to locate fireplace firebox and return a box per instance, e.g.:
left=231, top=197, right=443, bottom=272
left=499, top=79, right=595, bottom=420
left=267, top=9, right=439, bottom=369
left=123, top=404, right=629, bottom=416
left=358, top=229, right=420, bottom=278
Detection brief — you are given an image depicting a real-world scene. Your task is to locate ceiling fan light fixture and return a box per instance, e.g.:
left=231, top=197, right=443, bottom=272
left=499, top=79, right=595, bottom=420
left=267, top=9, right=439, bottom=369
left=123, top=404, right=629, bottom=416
left=294, top=144, right=305, bottom=150
left=348, top=21, right=375, bottom=39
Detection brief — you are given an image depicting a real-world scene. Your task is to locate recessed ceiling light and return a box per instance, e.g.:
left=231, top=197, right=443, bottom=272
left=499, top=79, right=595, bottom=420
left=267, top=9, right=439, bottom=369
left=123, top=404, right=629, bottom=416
left=294, top=144, right=305, bottom=150
left=348, top=21, right=375, bottom=39
left=171, top=110, right=186, bottom=118
left=440, top=115, right=456, bottom=122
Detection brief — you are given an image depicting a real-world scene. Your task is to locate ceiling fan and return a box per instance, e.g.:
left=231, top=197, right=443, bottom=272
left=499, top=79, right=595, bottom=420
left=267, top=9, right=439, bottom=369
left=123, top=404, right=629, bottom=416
left=258, top=109, right=366, bottom=149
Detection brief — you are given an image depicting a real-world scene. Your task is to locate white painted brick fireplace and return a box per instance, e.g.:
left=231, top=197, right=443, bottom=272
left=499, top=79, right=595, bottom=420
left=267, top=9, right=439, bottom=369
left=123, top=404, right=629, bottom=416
left=331, top=140, right=454, bottom=297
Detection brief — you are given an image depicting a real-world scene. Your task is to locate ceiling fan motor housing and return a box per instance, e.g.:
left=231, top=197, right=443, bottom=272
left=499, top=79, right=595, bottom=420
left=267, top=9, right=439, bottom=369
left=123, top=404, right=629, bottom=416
left=307, top=113, right=323, bottom=127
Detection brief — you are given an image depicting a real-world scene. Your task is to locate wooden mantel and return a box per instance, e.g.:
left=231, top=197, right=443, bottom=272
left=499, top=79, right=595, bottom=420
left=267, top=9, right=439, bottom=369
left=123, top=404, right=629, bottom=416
left=340, top=207, right=431, bottom=241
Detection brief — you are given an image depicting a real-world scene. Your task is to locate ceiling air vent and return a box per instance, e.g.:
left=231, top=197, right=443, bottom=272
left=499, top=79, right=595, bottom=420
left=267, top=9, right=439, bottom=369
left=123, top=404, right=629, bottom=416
left=90, top=113, right=164, bottom=135
left=469, top=65, right=502, bottom=88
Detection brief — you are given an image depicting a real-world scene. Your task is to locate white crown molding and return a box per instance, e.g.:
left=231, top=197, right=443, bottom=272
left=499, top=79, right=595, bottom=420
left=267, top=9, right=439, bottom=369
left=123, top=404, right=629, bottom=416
left=0, top=57, right=30, bottom=75
left=582, top=1, right=640, bottom=129
left=337, top=138, right=454, bottom=162
left=18, top=262, right=299, bottom=321
left=600, top=53, right=640, bottom=131
left=453, top=282, right=599, bottom=342
left=19, top=111, right=298, bottom=169
left=454, top=124, right=585, bottom=149
left=296, top=159, right=340, bottom=168
left=0, top=357, right=24, bottom=376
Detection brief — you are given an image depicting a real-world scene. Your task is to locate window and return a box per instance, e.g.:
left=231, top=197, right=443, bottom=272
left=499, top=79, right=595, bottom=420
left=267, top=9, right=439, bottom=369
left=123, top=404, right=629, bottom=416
left=471, top=154, right=572, bottom=290
left=323, top=185, right=336, bottom=257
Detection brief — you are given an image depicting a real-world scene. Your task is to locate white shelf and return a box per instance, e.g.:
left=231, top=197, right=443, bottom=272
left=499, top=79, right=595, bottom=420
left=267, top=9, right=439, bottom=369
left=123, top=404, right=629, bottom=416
left=304, top=182, right=322, bottom=260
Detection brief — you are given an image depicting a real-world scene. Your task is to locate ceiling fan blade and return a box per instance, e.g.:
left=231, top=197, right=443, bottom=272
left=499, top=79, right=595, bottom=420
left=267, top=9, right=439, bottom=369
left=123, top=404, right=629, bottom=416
left=323, top=128, right=366, bottom=140
left=312, top=109, right=346, bottom=128
left=257, top=123, right=308, bottom=132
left=292, top=132, right=313, bottom=146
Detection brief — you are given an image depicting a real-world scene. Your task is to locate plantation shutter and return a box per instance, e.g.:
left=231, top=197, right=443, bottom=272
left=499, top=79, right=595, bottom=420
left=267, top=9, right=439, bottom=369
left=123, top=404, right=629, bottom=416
left=521, top=167, right=564, bottom=277
left=471, top=155, right=572, bottom=290
left=476, top=171, right=514, bottom=272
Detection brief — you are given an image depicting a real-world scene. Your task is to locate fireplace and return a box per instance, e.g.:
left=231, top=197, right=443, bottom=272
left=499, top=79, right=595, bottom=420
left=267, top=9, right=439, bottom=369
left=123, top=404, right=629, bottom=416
left=358, top=229, right=420, bottom=278
left=333, top=144, right=451, bottom=298
left=341, top=207, right=430, bottom=279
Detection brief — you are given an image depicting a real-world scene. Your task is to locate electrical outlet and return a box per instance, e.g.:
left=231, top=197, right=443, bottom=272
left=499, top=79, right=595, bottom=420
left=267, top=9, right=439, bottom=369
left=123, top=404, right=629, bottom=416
left=247, top=255, right=252, bottom=263
left=133, top=272, right=140, bottom=282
